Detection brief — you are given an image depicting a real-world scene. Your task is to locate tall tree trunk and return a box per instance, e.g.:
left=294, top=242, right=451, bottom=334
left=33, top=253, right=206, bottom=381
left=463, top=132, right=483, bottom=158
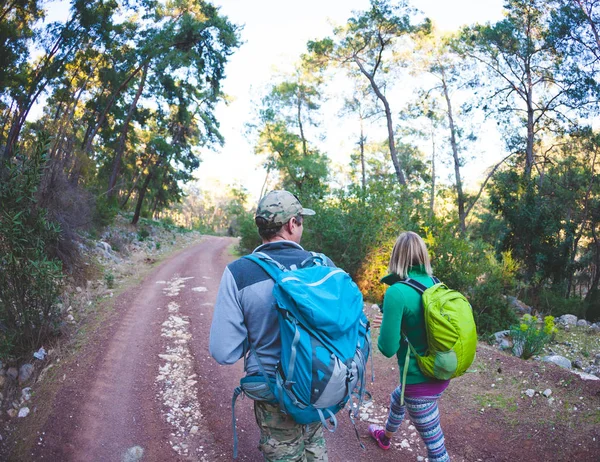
left=132, top=156, right=162, bottom=225
left=50, top=74, right=91, bottom=160
left=354, top=58, right=406, bottom=185
left=120, top=155, right=153, bottom=208
left=83, top=61, right=147, bottom=155
left=107, top=62, right=149, bottom=199
left=359, top=120, right=366, bottom=192
left=429, top=116, right=436, bottom=220
left=441, top=69, right=465, bottom=234
left=151, top=196, right=160, bottom=218
left=525, top=61, right=535, bottom=178
left=575, top=0, right=600, bottom=57
left=132, top=170, right=153, bottom=225
left=2, top=24, right=74, bottom=163
left=296, top=93, right=308, bottom=157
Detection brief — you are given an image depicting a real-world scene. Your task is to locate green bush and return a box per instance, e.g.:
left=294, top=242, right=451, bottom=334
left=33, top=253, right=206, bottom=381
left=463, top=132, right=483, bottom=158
left=137, top=227, right=150, bottom=241
left=0, top=139, right=64, bottom=360
left=93, top=196, right=119, bottom=228
left=104, top=271, right=115, bottom=289
left=510, top=315, right=556, bottom=359
left=237, top=211, right=261, bottom=254
left=522, top=288, right=586, bottom=318
left=303, top=182, right=421, bottom=290
left=425, top=222, right=519, bottom=335
left=585, top=289, right=600, bottom=322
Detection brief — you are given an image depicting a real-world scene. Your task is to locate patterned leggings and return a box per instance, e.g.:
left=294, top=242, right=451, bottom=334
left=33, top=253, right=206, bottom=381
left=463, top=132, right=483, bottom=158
left=385, top=386, right=450, bottom=462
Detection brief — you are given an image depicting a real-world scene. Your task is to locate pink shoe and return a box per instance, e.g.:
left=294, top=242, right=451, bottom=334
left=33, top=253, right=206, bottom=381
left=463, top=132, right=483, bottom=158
left=368, top=424, right=391, bottom=450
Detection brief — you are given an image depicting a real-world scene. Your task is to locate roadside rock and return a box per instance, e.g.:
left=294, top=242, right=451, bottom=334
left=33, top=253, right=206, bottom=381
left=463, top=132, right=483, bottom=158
left=556, top=314, right=578, bottom=326
left=19, top=364, right=34, bottom=383
left=7, top=368, right=18, bottom=381
left=584, top=365, right=600, bottom=378
left=541, top=355, right=572, bottom=369
left=21, top=387, right=32, bottom=401
left=491, top=330, right=512, bottom=350
left=33, top=347, right=47, bottom=360
left=506, top=296, right=532, bottom=314
left=17, top=407, right=30, bottom=418
left=572, top=370, right=600, bottom=380
left=577, top=319, right=590, bottom=328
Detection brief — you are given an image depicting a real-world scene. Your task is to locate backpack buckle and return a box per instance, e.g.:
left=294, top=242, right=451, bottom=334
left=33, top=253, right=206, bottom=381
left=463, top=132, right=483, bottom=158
left=284, top=380, right=296, bottom=389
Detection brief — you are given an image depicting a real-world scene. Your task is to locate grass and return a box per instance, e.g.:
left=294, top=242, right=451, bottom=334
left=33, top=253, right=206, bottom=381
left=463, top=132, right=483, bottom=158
left=474, top=392, right=518, bottom=411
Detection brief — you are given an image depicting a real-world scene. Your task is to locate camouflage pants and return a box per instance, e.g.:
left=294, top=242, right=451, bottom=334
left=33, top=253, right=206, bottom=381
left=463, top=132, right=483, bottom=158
left=253, top=401, right=328, bottom=462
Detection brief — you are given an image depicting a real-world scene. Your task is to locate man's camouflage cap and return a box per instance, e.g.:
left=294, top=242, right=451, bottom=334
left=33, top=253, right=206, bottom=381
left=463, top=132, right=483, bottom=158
left=255, top=190, right=315, bottom=228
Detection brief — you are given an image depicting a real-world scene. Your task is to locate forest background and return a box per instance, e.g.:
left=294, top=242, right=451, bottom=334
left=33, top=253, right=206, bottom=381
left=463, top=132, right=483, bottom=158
left=2, top=0, right=600, bottom=361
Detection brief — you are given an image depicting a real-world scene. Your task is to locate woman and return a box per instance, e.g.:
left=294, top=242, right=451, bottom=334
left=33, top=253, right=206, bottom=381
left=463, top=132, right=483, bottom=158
left=370, top=231, right=450, bottom=462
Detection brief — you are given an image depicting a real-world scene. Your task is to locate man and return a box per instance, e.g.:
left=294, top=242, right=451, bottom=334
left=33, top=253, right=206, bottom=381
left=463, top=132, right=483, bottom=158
left=210, top=190, right=332, bottom=461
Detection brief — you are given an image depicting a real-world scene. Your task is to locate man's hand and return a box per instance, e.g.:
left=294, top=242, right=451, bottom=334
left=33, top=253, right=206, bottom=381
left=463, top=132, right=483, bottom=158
left=372, top=314, right=383, bottom=329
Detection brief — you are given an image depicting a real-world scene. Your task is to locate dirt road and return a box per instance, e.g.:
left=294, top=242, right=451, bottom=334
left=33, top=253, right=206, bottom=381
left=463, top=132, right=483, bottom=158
left=27, top=236, right=600, bottom=462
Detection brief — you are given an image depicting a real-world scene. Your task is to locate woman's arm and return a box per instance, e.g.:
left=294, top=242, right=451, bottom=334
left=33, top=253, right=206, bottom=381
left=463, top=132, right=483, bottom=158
left=377, top=286, right=404, bottom=358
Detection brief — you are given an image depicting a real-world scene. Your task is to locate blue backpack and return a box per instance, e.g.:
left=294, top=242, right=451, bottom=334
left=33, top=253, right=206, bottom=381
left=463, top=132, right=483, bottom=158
left=231, top=251, right=371, bottom=457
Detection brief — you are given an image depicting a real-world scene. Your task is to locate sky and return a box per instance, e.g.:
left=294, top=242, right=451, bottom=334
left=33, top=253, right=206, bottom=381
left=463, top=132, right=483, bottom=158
left=197, top=0, right=506, bottom=201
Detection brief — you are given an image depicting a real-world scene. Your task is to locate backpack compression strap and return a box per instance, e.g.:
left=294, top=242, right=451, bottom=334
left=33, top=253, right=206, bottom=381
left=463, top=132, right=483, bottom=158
left=397, top=276, right=440, bottom=405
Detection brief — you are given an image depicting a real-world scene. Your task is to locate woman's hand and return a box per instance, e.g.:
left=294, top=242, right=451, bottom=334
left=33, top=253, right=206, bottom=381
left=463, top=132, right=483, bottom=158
left=372, top=313, right=383, bottom=329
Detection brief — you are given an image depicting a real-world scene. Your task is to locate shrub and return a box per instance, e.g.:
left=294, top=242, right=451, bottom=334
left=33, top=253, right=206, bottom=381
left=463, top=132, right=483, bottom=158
left=137, top=227, right=150, bottom=241
left=0, top=139, right=64, bottom=360
left=304, top=183, right=421, bottom=295
left=104, top=229, right=133, bottom=255
left=93, top=196, right=119, bottom=229
left=510, top=314, right=556, bottom=359
left=104, top=271, right=115, bottom=289
left=585, top=289, right=600, bottom=322
left=521, top=288, right=586, bottom=318
left=424, top=223, right=519, bottom=335
left=236, top=210, right=260, bottom=253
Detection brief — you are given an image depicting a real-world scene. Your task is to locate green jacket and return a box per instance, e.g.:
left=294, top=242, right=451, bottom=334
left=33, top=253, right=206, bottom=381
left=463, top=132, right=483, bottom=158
left=378, top=266, right=435, bottom=384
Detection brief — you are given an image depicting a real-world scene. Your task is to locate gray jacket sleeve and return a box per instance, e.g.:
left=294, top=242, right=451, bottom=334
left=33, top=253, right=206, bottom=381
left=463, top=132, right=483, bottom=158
left=209, top=267, right=247, bottom=365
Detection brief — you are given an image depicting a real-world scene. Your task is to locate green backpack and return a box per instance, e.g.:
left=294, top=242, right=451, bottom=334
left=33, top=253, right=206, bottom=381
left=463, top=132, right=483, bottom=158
left=398, top=277, right=477, bottom=401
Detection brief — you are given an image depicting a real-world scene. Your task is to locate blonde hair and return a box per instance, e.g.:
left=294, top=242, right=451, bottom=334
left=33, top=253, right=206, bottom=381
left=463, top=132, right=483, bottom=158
left=388, top=231, right=433, bottom=278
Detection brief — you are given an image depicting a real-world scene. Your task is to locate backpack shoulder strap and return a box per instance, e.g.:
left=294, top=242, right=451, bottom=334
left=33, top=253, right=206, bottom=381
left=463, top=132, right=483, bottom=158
left=398, top=277, right=428, bottom=294
left=243, top=252, right=286, bottom=280
left=398, top=276, right=440, bottom=294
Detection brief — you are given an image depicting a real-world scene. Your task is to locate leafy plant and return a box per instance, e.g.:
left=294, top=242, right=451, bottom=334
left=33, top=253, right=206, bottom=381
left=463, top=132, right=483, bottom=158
left=104, top=271, right=115, bottom=289
left=137, top=227, right=150, bottom=241
left=0, top=138, right=63, bottom=360
left=510, top=315, right=555, bottom=359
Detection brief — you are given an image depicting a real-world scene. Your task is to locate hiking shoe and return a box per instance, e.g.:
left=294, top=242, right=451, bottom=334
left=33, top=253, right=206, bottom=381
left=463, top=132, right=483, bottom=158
left=368, top=424, right=391, bottom=450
